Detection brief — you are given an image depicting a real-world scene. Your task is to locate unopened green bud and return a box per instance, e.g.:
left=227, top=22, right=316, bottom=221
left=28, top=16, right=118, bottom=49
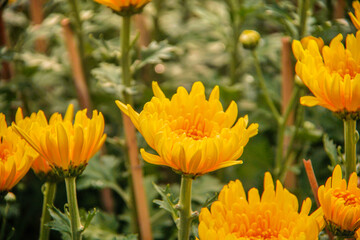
left=4, top=192, right=16, bottom=203
left=239, top=30, right=261, bottom=50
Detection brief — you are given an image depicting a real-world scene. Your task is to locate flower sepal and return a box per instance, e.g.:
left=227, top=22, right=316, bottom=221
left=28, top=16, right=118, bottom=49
left=326, top=219, right=359, bottom=238
left=114, top=4, right=148, bottom=16
left=335, top=110, right=360, bottom=121
left=36, top=170, right=64, bottom=183
left=52, top=164, right=88, bottom=178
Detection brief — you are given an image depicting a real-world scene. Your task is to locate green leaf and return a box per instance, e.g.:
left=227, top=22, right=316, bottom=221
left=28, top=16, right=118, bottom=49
left=152, top=182, right=179, bottom=224
left=47, top=205, right=71, bottom=240
left=82, top=208, right=98, bottom=231
left=92, top=63, right=123, bottom=97
left=323, top=134, right=340, bottom=166
left=77, top=155, right=130, bottom=206
left=134, top=40, right=177, bottom=71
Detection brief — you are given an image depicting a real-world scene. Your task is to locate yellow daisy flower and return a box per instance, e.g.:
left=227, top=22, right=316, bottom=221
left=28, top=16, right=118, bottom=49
left=198, top=172, right=324, bottom=240
left=293, top=32, right=360, bottom=116
left=0, top=113, right=36, bottom=194
left=318, top=165, right=360, bottom=238
left=94, top=0, right=150, bottom=15
left=13, top=105, right=107, bottom=178
left=349, top=1, right=360, bottom=30
left=116, top=81, right=258, bottom=176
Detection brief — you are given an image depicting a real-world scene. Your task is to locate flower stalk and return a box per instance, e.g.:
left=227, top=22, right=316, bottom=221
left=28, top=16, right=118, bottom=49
left=344, top=118, right=358, bottom=181
left=178, top=175, right=193, bottom=240
left=65, top=177, right=83, bottom=240
left=39, top=182, right=57, bottom=240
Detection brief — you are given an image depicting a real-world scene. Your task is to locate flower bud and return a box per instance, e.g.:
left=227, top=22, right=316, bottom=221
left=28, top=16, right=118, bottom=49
left=239, top=30, right=260, bottom=50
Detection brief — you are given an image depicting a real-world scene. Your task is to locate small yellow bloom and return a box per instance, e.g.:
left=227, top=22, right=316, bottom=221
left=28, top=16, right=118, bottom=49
left=94, top=0, right=150, bottom=15
left=117, top=81, right=258, bottom=176
left=318, top=165, right=360, bottom=237
left=0, top=113, right=36, bottom=194
left=293, top=32, right=360, bottom=116
left=239, top=30, right=261, bottom=50
left=13, top=105, right=107, bottom=178
left=349, top=1, right=360, bottom=30
left=198, top=172, right=324, bottom=240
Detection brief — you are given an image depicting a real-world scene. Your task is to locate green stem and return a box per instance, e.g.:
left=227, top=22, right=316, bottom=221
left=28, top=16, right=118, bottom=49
left=344, top=119, right=358, bottom=181
left=39, top=182, right=57, bottom=240
left=65, top=177, right=83, bottom=240
left=0, top=201, right=9, bottom=240
left=298, top=0, right=310, bottom=39
left=178, top=175, right=193, bottom=240
left=121, top=15, right=132, bottom=105
left=251, top=50, right=281, bottom=123
left=274, top=121, right=285, bottom=178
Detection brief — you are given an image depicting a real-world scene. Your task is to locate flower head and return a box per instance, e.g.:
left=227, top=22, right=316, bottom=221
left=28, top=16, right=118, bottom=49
left=349, top=1, right=360, bottom=30
left=13, top=105, right=107, bottom=178
left=117, top=81, right=258, bottom=176
left=94, top=0, right=150, bottom=16
left=318, top=165, right=360, bottom=238
left=239, top=30, right=261, bottom=50
left=0, top=113, right=36, bottom=195
left=293, top=32, right=360, bottom=117
left=198, top=172, right=324, bottom=240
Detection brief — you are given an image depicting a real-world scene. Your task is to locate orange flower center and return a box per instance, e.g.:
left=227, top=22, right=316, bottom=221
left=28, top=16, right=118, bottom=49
left=0, top=144, right=10, bottom=163
left=333, top=189, right=360, bottom=206
left=239, top=229, right=278, bottom=240
left=172, top=115, right=212, bottom=140
left=325, top=54, right=360, bottom=79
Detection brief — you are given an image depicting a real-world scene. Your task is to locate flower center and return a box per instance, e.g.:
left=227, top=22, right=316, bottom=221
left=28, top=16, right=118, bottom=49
left=333, top=189, right=360, bottom=206
left=244, top=229, right=279, bottom=239
left=0, top=144, right=10, bottom=163
left=325, top=54, right=360, bottom=79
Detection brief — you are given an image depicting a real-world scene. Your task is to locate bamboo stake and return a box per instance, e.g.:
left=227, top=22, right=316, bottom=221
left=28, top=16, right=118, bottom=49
left=61, top=18, right=91, bottom=110
left=334, top=0, right=346, bottom=19
left=122, top=113, right=153, bottom=240
left=29, top=0, right=47, bottom=53
left=0, top=9, right=12, bottom=81
left=281, top=37, right=295, bottom=189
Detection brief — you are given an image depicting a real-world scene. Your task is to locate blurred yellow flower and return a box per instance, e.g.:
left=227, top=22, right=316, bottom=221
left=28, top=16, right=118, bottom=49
left=116, top=81, right=258, bottom=176
left=94, top=0, right=150, bottom=15
left=349, top=1, right=360, bottom=30
left=198, top=172, right=324, bottom=240
left=13, top=105, right=107, bottom=177
left=0, top=113, right=36, bottom=193
left=318, top=165, right=360, bottom=238
left=293, top=32, right=360, bottom=115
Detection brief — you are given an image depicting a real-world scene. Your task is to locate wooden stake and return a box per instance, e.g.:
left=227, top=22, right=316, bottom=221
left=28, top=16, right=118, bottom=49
left=334, top=0, right=346, bottom=19
left=61, top=18, right=91, bottom=110
left=122, top=113, right=153, bottom=240
left=29, top=0, right=47, bottom=53
left=281, top=36, right=295, bottom=189
left=0, top=10, right=12, bottom=81
left=302, top=159, right=319, bottom=207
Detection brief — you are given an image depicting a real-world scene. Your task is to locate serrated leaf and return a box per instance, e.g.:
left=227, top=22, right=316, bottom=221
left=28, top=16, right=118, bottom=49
left=152, top=182, right=178, bottom=223
left=77, top=155, right=130, bottom=206
left=47, top=205, right=71, bottom=240
left=323, top=134, right=339, bottom=166
left=134, top=40, right=177, bottom=71
left=91, top=63, right=123, bottom=97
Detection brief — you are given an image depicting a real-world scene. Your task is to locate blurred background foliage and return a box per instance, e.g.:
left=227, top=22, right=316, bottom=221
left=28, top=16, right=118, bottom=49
left=0, top=0, right=358, bottom=239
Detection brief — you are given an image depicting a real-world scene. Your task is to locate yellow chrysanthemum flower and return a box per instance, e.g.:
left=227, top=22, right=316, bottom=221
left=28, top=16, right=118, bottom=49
left=116, top=81, right=258, bottom=176
left=14, top=108, right=59, bottom=181
left=13, top=105, right=107, bottom=178
left=318, top=165, right=360, bottom=238
left=293, top=32, right=360, bottom=116
left=0, top=113, right=36, bottom=195
left=198, top=172, right=324, bottom=240
left=94, top=0, right=150, bottom=15
left=300, top=36, right=324, bottom=52
left=349, top=1, right=360, bottom=30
